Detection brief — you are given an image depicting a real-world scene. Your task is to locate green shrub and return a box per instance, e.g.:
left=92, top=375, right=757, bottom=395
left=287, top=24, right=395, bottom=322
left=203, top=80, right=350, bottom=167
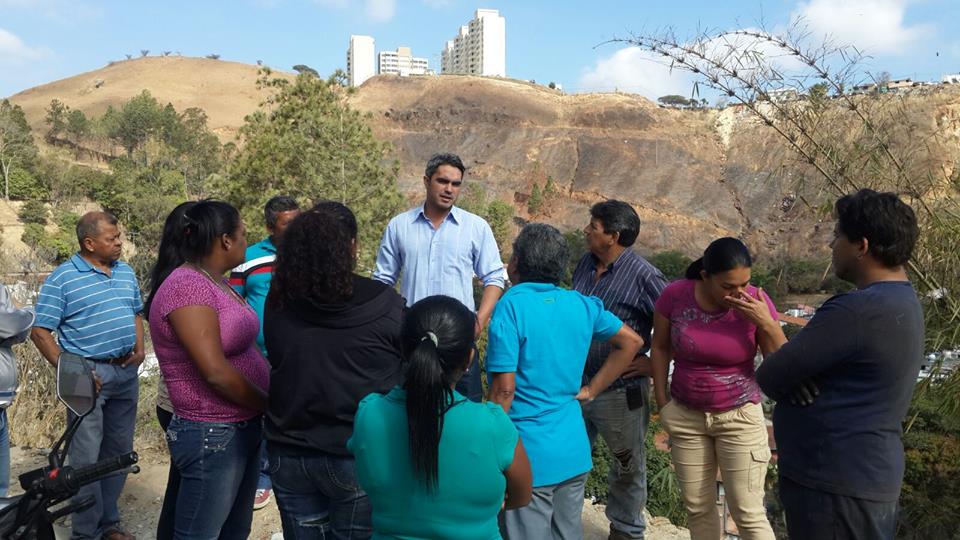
left=21, top=223, right=45, bottom=247
left=39, top=231, right=76, bottom=263
left=53, top=210, right=80, bottom=231
left=7, top=167, right=49, bottom=200
left=648, top=250, right=692, bottom=281
left=897, top=389, right=960, bottom=539
left=17, top=200, right=48, bottom=225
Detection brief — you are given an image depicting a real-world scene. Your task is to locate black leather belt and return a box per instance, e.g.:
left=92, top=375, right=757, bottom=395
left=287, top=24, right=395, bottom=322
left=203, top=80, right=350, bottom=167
left=91, top=355, right=128, bottom=366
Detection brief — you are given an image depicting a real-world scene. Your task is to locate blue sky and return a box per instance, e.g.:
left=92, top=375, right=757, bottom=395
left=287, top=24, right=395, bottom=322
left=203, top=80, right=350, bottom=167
left=2, top=0, right=959, bottom=100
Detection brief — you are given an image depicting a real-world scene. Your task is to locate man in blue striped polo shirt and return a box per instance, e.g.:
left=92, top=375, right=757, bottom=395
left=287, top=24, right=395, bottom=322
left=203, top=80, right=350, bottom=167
left=572, top=201, right=668, bottom=540
left=31, top=211, right=144, bottom=540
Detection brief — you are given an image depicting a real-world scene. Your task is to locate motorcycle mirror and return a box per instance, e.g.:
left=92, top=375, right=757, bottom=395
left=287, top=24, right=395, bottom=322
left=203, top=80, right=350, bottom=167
left=57, top=352, right=96, bottom=417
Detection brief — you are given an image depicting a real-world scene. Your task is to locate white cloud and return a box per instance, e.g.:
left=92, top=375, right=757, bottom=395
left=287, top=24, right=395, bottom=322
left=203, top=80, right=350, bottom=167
left=0, top=28, right=50, bottom=65
left=0, top=0, right=100, bottom=21
left=792, top=0, right=932, bottom=55
left=313, top=0, right=394, bottom=21
left=365, top=0, right=395, bottom=22
left=577, top=47, right=695, bottom=100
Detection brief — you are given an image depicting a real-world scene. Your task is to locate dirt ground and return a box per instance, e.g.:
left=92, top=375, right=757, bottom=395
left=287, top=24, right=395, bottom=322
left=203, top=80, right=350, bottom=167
left=8, top=445, right=689, bottom=540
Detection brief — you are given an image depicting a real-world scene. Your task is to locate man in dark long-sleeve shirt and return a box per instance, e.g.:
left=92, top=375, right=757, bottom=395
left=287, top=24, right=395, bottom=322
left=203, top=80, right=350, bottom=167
left=756, top=189, right=924, bottom=540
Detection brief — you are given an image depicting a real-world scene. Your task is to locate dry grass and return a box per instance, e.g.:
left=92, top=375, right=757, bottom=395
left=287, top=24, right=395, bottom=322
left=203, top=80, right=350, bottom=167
left=9, top=344, right=62, bottom=448
left=10, top=343, right=168, bottom=452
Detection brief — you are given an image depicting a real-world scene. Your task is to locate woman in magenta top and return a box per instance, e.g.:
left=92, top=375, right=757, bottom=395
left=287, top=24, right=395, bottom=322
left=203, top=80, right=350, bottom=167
left=147, top=200, right=269, bottom=539
left=651, top=237, right=785, bottom=540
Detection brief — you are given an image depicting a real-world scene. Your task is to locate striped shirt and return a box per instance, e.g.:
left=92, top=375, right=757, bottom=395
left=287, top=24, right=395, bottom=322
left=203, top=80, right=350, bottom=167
left=229, top=237, right=277, bottom=355
left=34, top=254, right=143, bottom=360
left=572, top=249, right=667, bottom=389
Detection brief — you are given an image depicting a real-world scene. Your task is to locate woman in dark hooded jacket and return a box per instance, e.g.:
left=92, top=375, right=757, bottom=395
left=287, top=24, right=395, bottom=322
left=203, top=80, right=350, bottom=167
left=263, top=201, right=404, bottom=539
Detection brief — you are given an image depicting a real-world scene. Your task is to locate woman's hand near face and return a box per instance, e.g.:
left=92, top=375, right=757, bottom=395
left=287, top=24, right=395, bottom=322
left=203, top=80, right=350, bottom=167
left=726, top=287, right=788, bottom=357
left=725, top=287, right=776, bottom=329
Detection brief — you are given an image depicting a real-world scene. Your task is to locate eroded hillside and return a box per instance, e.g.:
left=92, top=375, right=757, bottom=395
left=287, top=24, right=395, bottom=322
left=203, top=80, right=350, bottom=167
left=10, top=57, right=960, bottom=257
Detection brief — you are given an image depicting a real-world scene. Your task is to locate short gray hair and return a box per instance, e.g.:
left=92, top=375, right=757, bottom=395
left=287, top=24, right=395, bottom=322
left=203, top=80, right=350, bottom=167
left=76, top=211, right=118, bottom=246
left=512, top=223, right=568, bottom=284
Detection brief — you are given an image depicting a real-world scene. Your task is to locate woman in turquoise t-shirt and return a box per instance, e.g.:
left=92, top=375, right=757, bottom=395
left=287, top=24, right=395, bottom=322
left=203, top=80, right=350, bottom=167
left=349, top=296, right=532, bottom=540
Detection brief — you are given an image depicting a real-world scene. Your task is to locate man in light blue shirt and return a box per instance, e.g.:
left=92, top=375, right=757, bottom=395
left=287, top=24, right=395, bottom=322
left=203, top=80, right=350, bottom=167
left=374, top=153, right=506, bottom=400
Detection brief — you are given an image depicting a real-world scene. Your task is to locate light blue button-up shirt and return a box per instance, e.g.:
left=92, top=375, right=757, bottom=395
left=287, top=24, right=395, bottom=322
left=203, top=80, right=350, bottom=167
left=373, top=205, right=506, bottom=310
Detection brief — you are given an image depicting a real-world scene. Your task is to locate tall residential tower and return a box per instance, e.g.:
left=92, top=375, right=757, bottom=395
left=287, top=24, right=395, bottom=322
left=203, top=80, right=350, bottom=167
left=440, top=9, right=505, bottom=77
left=347, top=35, right=375, bottom=87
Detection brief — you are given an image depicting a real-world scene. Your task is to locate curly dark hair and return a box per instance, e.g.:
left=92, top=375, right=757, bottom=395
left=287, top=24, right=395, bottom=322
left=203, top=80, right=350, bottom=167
left=269, top=201, right=357, bottom=309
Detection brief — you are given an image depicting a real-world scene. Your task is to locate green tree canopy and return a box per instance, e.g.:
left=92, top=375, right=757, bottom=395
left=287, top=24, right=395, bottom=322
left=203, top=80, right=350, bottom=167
left=0, top=99, right=38, bottom=200
left=657, top=94, right=692, bottom=107
left=66, top=109, right=90, bottom=142
left=292, top=64, right=320, bottom=78
left=45, top=99, right=68, bottom=140
left=109, top=90, right=163, bottom=155
left=221, top=71, right=405, bottom=271
left=527, top=182, right=543, bottom=214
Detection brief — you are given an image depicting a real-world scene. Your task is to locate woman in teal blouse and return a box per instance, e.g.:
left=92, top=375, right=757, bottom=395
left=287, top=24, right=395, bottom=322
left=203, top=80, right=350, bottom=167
left=349, top=295, right=532, bottom=539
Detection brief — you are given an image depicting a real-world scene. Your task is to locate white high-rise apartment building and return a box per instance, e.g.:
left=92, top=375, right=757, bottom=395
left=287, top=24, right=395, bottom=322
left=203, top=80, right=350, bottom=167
left=378, top=47, right=430, bottom=76
left=440, top=9, right=505, bottom=77
left=347, top=35, right=376, bottom=87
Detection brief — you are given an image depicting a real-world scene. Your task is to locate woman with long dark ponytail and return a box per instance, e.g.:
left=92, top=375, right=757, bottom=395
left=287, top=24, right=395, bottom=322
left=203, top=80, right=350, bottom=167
left=148, top=200, right=269, bottom=539
left=350, top=295, right=532, bottom=539
left=651, top=237, right=785, bottom=540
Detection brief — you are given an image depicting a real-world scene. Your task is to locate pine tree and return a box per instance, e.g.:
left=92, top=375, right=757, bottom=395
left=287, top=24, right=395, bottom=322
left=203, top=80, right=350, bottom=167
left=527, top=183, right=544, bottom=215
left=221, top=70, right=405, bottom=272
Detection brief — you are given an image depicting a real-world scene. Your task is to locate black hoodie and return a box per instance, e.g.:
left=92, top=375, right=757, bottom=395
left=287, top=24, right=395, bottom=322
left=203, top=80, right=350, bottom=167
left=263, top=275, right=404, bottom=455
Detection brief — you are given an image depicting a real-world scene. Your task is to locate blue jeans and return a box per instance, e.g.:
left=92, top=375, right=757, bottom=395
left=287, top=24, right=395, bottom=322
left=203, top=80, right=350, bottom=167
left=67, top=362, right=139, bottom=540
left=156, top=406, right=177, bottom=540
left=268, top=445, right=372, bottom=540
left=455, top=345, right=483, bottom=402
left=258, top=438, right=272, bottom=491
left=166, top=415, right=262, bottom=539
left=0, top=408, right=9, bottom=497
left=582, top=381, right=650, bottom=539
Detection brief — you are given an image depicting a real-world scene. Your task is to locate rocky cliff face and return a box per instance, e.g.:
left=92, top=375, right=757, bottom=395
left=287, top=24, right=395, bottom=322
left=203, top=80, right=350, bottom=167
left=350, top=75, right=824, bottom=257
left=12, top=58, right=958, bottom=258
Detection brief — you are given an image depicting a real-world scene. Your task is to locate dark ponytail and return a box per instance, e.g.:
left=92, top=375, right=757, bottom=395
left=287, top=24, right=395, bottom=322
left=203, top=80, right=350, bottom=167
left=145, top=201, right=197, bottom=319
left=684, top=258, right=705, bottom=280
left=145, top=200, right=240, bottom=318
left=685, top=237, right=752, bottom=280
left=401, top=295, right=475, bottom=491
left=180, top=200, right=241, bottom=264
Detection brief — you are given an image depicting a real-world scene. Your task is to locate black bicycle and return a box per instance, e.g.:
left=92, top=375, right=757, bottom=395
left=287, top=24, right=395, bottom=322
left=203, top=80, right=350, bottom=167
left=0, top=353, right=139, bottom=539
